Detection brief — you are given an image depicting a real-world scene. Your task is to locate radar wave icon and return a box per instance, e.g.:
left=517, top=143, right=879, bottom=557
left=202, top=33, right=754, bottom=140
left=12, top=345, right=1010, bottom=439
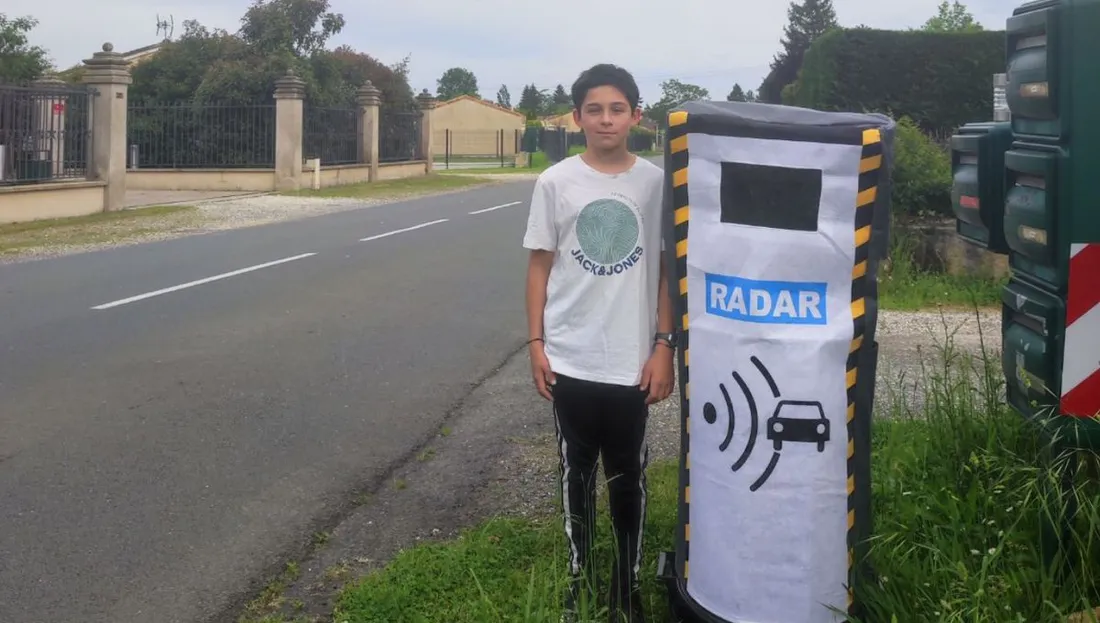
left=700, top=355, right=830, bottom=492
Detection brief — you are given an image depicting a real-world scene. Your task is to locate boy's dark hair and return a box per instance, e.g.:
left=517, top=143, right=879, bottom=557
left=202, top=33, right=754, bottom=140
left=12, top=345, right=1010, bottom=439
left=571, top=64, right=640, bottom=112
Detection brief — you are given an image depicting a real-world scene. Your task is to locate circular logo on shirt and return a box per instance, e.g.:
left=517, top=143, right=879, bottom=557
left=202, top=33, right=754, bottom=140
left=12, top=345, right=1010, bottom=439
left=575, top=198, right=640, bottom=265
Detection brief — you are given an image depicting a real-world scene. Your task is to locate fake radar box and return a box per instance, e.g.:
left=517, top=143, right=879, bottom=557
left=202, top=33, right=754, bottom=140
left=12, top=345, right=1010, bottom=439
left=660, top=101, right=895, bottom=623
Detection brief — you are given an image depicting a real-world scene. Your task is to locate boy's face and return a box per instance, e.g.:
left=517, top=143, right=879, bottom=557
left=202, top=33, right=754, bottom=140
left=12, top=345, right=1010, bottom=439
left=573, top=85, right=641, bottom=150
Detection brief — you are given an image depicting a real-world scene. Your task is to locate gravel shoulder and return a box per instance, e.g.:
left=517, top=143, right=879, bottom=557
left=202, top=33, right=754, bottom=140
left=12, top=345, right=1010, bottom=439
left=0, top=177, right=508, bottom=265
left=229, top=308, right=1003, bottom=623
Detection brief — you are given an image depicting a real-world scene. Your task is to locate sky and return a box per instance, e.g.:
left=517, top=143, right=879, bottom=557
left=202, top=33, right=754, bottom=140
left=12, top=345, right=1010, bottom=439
left=11, top=0, right=1010, bottom=105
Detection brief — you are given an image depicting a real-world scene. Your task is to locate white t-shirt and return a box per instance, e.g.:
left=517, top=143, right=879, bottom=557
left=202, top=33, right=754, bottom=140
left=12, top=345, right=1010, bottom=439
left=522, top=154, right=665, bottom=387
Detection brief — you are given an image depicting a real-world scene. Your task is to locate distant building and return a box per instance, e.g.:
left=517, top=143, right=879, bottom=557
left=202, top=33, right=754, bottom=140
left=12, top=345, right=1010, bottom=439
left=54, top=40, right=166, bottom=84
left=431, top=95, right=526, bottom=157
left=119, top=42, right=166, bottom=66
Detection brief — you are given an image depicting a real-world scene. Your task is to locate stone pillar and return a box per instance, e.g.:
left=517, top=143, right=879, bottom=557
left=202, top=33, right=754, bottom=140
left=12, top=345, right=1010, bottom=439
left=273, top=70, right=306, bottom=192
left=415, top=89, right=437, bottom=173
left=31, top=76, right=67, bottom=178
left=82, top=43, right=131, bottom=211
left=357, top=81, right=381, bottom=182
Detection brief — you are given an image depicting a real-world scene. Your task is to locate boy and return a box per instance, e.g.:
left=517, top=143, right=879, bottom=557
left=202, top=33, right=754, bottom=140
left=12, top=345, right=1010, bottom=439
left=522, top=63, right=675, bottom=623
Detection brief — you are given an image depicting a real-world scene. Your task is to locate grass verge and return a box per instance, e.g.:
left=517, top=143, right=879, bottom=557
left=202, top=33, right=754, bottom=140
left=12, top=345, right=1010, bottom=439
left=438, top=150, right=555, bottom=176
left=280, top=174, right=492, bottom=199
left=329, top=316, right=1100, bottom=623
left=332, top=463, right=680, bottom=623
left=860, top=330, right=1100, bottom=622
left=438, top=167, right=542, bottom=176
left=879, top=230, right=1006, bottom=311
left=0, top=205, right=198, bottom=256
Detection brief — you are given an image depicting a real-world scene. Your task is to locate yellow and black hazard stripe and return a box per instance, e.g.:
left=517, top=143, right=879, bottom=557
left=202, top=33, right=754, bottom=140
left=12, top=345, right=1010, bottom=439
left=667, top=109, right=692, bottom=580
left=846, top=127, right=883, bottom=613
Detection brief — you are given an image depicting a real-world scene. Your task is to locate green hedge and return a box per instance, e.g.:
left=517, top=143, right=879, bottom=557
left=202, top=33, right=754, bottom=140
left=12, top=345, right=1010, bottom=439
left=891, top=116, right=953, bottom=218
left=784, top=28, right=1006, bottom=136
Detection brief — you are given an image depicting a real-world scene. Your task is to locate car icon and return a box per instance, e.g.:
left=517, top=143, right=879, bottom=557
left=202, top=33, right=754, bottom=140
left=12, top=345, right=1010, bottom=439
left=766, top=399, right=829, bottom=452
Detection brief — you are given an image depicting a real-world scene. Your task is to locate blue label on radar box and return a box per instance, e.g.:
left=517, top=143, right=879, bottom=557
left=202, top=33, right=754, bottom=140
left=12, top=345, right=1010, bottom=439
left=704, top=273, right=828, bottom=325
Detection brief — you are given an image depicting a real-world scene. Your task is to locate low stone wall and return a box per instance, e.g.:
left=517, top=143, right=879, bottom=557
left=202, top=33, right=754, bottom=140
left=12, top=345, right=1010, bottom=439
left=128, top=169, right=276, bottom=192
left=900, top=219, right=1009, bottom=279
left=129, top=161, right=429, bottom=192
left=302, top=163, right=370, bottom=188
left=376, top=161, right=429, bottom=180
left=0, top=181, right=107, bottom=224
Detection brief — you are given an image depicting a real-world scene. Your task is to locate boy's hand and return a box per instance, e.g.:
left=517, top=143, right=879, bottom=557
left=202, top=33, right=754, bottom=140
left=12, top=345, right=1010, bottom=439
left=640, top=343, right=675, bottom=405
left=529, top=341, right=556, bottom=401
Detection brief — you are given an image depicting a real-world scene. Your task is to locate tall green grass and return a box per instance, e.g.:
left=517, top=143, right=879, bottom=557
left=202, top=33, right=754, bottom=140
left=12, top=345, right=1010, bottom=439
left=878, top=229, right=1005, bottom=310
left=328, top=313, right=1100, bottom=623
left=854, top=315, right=1100, bottom=622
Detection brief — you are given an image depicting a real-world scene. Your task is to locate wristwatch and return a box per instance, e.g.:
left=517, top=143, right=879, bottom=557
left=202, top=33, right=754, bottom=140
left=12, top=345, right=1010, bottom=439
left=654, top=331, right=678, bottom=348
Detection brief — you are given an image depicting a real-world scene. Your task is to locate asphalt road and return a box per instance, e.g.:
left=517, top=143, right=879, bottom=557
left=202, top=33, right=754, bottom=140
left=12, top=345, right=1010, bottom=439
left=0, top=180, right=537, bottom=623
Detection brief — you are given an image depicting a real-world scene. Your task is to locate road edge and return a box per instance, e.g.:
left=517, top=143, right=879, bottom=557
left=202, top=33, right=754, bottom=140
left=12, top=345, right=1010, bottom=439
left=210, top=338, right=543, bottom=623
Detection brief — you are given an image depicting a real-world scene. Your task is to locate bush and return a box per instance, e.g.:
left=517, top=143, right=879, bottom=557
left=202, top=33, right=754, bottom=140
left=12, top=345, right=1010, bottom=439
left=891, top=116, right=953, bottom=218
left=786, top=27, right=1005, bottom=137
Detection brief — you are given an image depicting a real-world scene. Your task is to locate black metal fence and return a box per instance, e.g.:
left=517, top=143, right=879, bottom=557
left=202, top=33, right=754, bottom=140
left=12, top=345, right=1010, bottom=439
left=378, top=108, right=422, bottom=163
left=303, top=105, right=360, bottom=165
left=561, top=130, right=657, bottom=153
left=0, top=83, right=93, bottom=185
left=540, top=128, right=569, bottom=163
left=126, top=101, right=277, bottom=168
left=436, top=129, right=521, bottom=169
left=535, top=128, right=657, bottom=163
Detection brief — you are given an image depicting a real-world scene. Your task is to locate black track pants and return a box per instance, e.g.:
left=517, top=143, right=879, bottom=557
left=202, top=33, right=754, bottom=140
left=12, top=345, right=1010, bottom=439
left=551, top=373, right=649, bottom=594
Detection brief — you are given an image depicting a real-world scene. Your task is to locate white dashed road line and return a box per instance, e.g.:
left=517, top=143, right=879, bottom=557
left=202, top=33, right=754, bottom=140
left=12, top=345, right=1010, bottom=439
left=359, top=219, right=449, bottom=242
left=91, top=208, right=513, bottom=311
left=91, top=252, right=317, bottom=310
left=468, top=201, right=523, bottom=215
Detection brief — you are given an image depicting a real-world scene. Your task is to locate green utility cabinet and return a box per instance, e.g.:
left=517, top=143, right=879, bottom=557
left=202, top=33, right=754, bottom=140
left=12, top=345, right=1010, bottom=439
left=950, top=122, right=1014, bottom=252
left=948, top=0, right=1100, bottom=442
left=1001, top=278, right=1066, bottom=420
left=1003, top=142, right=1064, bottom=292
left=1005, top=0, right=1064, bottom=141
left=1001, top=0, right=1100, bottom=443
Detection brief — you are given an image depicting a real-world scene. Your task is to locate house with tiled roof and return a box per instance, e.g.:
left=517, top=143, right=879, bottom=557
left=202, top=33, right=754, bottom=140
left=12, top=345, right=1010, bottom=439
left=55, top=41, right=166, bottom=83
left=430, top=94, right=527, bottom=158
left=119, top=42, right=166, bottom=66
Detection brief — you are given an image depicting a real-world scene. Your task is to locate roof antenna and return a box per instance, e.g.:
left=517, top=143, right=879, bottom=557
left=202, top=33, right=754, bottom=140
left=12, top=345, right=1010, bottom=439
left=155, top=14, right=174, bottom=40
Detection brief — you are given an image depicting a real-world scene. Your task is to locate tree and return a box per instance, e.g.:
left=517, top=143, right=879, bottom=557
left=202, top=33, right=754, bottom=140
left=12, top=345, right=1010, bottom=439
left=552, top=84, right=570, bottom=105
left=239, top=0, right=345, bottom=58
left=127, top=1, right=410, bottom=108
left=436, top=67, right=478, bottom=100
left=922, top=1, right=983, bottom=32
left=533, top=83, right=569, bottom=115
left=496, top=84, right=511, bottom=108
left=644, top=79, right=709, bottom=127
left=758, top=0, right=838, bottom=103
left=129, top=20, right=250, bottom=102
left=517, top=83, right=547, bottom=119
left=321, top=46, right=413, bottom=106
left=728, top=83, right=758, bottom=102
left=0, top=13, right=52, bottom=83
